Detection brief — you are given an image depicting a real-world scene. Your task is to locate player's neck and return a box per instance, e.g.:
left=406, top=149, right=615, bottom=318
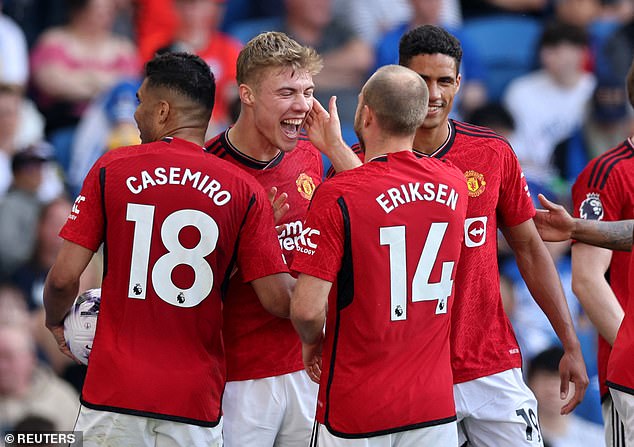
left=364, top=134, right=415, bottom=161
left=228, top=119, right=281, bottom=162
left=158, top=126, right=205, bottom=147
left=413, top=120, right=450, bottom=155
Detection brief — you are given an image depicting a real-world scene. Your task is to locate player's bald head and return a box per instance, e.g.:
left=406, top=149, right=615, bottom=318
left=361, top=65, right=429, bottom=136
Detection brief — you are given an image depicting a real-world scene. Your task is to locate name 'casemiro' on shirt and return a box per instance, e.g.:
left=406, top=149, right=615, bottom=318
left=376, top=182, right=459, bottom=214
left=126, top=167, right=232, bottom=205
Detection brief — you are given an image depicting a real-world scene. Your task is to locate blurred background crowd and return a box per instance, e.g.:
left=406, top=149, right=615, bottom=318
left=1, top=0, right=633, bottom=445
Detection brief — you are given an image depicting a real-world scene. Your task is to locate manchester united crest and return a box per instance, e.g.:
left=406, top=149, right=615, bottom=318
left=464, top=170, right=486, bottom=197
left=296, top=173, right=316, bottom=200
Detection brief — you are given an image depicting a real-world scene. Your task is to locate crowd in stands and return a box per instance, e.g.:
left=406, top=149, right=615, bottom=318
left=1, top=0, right=633, bottom=440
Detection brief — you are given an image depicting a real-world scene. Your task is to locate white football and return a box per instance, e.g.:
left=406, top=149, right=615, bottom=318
left=63, top=288, right=101, bottom=365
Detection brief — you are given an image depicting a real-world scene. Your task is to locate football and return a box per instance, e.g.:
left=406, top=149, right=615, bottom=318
left=63, top=288, right=101, bottom=365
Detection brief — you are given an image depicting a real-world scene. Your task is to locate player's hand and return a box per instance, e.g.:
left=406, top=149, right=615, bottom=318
left=302, top=338, right=323, bottom=384
left=46, top=323, right=81, bottom=363
left=268, top=187, right=290, bottom=225
left=304, top=96, right=345, bottom=157
left=533, top=194, right=575, bottom=242
left=558, top=347, right=589, bottom=415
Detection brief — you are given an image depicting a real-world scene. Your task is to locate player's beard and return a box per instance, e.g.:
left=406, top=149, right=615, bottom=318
left=353, top=112, right=366, bottom=153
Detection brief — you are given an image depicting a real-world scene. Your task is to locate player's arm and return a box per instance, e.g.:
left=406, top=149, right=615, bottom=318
left=251, top=273, right=295, bottom=319
left=571, top=243, right=624, bottom=345
left=43, top=240, right=94, bottom=358
left=501, top=219, right=589, bottom=414
left=291, top=273, right=332, bottom=383
left=535, top=194, right=633, bottom=251
left=305, top=96, right=362, bottom=173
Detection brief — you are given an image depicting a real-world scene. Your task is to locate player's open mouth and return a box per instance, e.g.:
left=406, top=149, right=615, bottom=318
left=281, top=118, right=303, bottom=138
left=427, top=104, right=443, bottom=115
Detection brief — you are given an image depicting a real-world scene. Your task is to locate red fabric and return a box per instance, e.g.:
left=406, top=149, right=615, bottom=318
left=572, top=140, right=634, bottom=398
left=62, top=137, right=286, bottom=424
left=205, top=131, right=323, bottom=381
left=341, top=120, right=536, bottom=384
left=292, top=151, right=467, bottom=435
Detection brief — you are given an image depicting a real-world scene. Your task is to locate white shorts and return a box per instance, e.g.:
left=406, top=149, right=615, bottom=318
left=454, top=368, right=544, bottom=446
left=609, top=388, right=634, bottom=446
left=222, top=369, right=318, bottom=447
left=73, top=405, right=222, bottom=447
left=310, top=421, right=458, bottom=447
left=602, top=393, right=628, bottom=447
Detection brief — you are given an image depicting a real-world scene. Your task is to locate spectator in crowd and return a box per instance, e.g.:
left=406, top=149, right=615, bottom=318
left=374, top=0, right=488, bottom=117
left=460, top=0, right=550, bottom=19
left=67, top=78, right=141, bottom=198
left=0, top=302, right=79, bottom=433
left=503, top=20, right=596, bottom=188
left=0, top=5, right=29, bottom=87
left=11, top=196, right=101, bottom=378
left=0, top=81, right=62, bottom=203
left=228, top=0, right=374, bottom=139
left=30, top=0, right=139, bottom=174
left=581, top=77, right=632, bottom=159
left=0, top=145, right=51, bottom=279
left=333, top=0, right=411, bottom=46
left=528, top=346, right=605, bottom=447
left=159, top=0, right=242, bottom=132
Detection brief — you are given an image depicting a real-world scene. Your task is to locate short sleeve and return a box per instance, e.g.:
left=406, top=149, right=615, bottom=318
left=59, top=161, right=105, bottom=251
left=572, top=162, right=624, bottom=222
left=237, top=185, right=288, bottom=283
left=290, top=185, right=344, bottom=282
left=497, top=144, right=535, bottom=227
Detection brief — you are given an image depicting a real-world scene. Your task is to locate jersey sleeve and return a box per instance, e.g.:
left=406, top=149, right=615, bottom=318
left=236, top=185, right=289, bottom=283
left=572, top=163, right=624, bottom=222
left=290, top=185, right=344, bottom=282
left=59, top=161, right=105, bottom=251
left=497, top=143, right=535, bottom=227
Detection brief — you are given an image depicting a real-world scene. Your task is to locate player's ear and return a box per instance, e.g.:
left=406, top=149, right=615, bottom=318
left=362, top=105, right=372, bottom=128
left=239, top=84, right=255, bottom=106
left=157, top=100, right=170, bottom=124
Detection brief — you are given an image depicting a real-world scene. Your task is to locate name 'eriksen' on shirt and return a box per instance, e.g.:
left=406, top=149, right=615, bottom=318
left=126, top=167, right=232, bottom=206
left=376, top=182, right=459, bottom=214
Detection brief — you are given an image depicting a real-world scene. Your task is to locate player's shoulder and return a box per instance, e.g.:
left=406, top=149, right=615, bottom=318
left=452, top=119, right=513, bottom=153
left=575, top=140, right=634, bottom=190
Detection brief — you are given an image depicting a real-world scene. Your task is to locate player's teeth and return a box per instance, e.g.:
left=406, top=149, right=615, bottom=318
left=282, top=119, right=303, bottom=125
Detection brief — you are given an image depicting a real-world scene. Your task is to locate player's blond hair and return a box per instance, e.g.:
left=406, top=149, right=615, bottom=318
left=236, top=31, right=323, bottom=87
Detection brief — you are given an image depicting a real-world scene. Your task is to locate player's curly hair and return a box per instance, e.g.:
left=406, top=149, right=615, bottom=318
left=398, top=25, right=463, bottom=76
left=236, top=31, right=323, bottom=87
left=145, top=52, right=216, bottom=115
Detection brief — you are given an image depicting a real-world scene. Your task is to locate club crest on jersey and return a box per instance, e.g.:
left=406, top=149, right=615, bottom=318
left=579, top=192, right=604, bottom=221
left=464, top=170, right=486, bottom=197
left=296, top=173, right=316, bottom=200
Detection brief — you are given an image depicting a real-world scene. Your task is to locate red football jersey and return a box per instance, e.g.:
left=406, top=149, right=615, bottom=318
left=60, top=137, right=287, bottom=425
left=340, top=120, right=535, bottom=383
left=572, top=140, right=634, bottom=398
left=292, top=151, right=468, bottom=436
left=607, top=253, right=634, bottom=395
left=440, top=121, right=535, bottom=383
left=205, top=130, right=323, bottom=380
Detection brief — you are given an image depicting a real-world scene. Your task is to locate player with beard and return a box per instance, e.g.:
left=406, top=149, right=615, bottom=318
left=292, top=64, right=468, bottom=446
left=43, top=52, right=291, bottom=447
left=307, top=25, right=588, bottom=447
